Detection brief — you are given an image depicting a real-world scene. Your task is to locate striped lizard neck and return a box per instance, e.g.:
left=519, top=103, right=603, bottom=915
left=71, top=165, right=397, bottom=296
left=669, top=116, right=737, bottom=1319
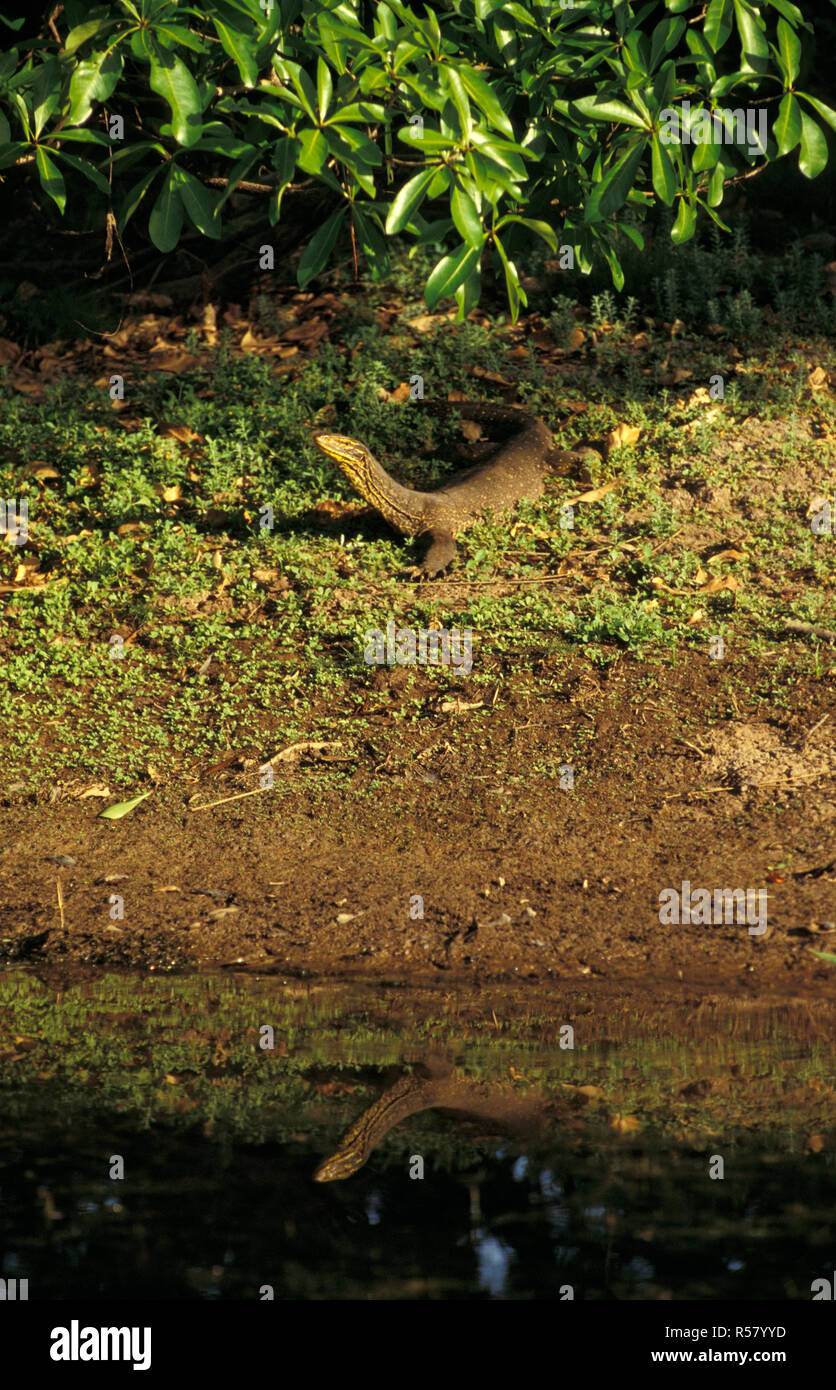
left=313, top=432, right=429, bottom=536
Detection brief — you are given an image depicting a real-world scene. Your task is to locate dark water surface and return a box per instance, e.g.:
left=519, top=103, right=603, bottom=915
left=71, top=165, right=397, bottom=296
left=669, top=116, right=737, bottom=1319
left=1, top=969, right=833, bottom=1300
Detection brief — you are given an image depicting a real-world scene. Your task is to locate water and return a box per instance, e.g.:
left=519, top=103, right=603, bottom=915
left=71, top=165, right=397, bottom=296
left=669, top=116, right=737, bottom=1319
left=1, top=969, right=833, bottom=1300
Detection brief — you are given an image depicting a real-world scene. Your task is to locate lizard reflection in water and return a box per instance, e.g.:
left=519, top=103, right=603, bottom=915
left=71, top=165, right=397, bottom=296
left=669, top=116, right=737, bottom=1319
left=314, top=1056, right=557, bottom=1183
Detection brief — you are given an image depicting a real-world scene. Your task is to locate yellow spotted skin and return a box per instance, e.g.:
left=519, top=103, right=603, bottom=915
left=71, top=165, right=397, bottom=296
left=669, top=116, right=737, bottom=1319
left=314, top=402, right=558, bottom=575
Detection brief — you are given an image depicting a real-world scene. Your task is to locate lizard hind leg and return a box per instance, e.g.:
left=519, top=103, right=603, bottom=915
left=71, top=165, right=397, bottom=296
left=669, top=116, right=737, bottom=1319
left=418, top=528, right=457, bottom=577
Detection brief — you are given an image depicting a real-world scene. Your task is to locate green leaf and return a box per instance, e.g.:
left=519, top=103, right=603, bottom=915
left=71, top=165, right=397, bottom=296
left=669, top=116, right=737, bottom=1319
left=443, top=66, right=472, bottom=141
left=586, top=140, right=646, bottom=221
left=454, top=268, right=481, bottom=320
left=324, top=102, right=386, bottom=124
left=734, top=0, right=769, bottom=73
left=495, top=215, right=558, bottom=253
left=397, top=126, right=456, bottom=155
left=316, top=13, right=348, bottom=73
left=671, top=196, right=697, bottom=243
left=296, top=126, right=329, bottom=175
left=774, top=91, right=802, bottom=155
left=775, top=16, right=801, bottom=85
left=458, top=65, right=513, bottom=139
left=100, top=793, right=152, bottom=821
left=154, top=24, right=207, bottom=55
left=67, top=49, right=124, bottom=126
left=48, top=127, right=109, bottom=146
left=571, top=95, right=648, bottom=130
left=148, top=167, right=184, bottom=252
left=427, top=165, right=451, bottom=199
left=468, top=129, right=528, bottom=179
left=212, top=19, right=259, bottom=87
left=650, top=16, right=686, bottom=71
left=808, top=949, right=836, bottom=966
left=385, top=165, right=438, bottom=234
left=32, top=59, right=63, bottom=137
left=686, top=29, right=717, bottom=82
left=450, top=183, right=483, bottom=248
left=798, top=111, right=828, bottom=179
left=176, top=168, right=221, bottom=238
left=119, top=165, right=162, bottom=230
left=497, top=3, right=539, bottom=29
left=0, top=141, right=28, bottom=172
left=316, top=56, right=333, bottom=122
left=465, top=148, right=523, bottom=200
left=798, top=92, right=836, bottom=134
left=266, top=134, right=299, bottom=221
left=493, top=233, right=525, bottom=323
left=352, top=205, right=389, bottom=279
left=297, top=206, right=346, bottom=286
left=49, top=147, right=111, bottom=197
left=286, top=63, right=318, bottom=123
left=64, top=18, right=117, bottom=56
left=326, top=124, right=382, bottom=165
left=653, top=59, right=676, bottom=108
left=11, top=91, right=32, bottom=142
left=695, top=195, right=731, bottom=233
left=708, top=161, right=725, bottom=205
left=651, top=132, right=676, bottom=205
left=149, top=51, right=203, bottom=147
left=768, top=0, right=805, bottom=21
left=704, top=0, right=733, bottom=51
left=35, top=146, right=66, bottom=212
left=425, top=241, right=484, bottom=309
left=602, top=243, right=625, bottom=293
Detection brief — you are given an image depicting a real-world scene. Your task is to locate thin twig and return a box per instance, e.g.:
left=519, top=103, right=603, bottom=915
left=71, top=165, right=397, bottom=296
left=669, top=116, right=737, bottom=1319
left=56, top=879, right=65, bottom=930
left=673, top=735, right=708, bottom=758
left=803, top=714, right=830, bottom=745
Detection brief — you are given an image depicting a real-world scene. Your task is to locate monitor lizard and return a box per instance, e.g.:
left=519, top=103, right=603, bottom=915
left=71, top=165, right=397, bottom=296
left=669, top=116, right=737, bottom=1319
left=314, top=401, right=580, bottom=576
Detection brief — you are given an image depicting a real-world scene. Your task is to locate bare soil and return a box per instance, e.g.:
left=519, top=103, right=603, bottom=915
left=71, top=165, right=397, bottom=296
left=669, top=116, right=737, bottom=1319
left=3, top=653, right=835, bottom=1005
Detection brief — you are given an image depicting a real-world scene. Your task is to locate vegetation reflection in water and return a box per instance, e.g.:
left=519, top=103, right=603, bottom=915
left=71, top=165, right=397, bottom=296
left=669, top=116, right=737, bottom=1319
left=0, top=970, right=834, bottom=1299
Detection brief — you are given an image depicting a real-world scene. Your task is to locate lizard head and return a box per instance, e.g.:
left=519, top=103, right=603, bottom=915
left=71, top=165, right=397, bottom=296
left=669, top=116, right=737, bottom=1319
left=313, top=433, right=375, bottom=490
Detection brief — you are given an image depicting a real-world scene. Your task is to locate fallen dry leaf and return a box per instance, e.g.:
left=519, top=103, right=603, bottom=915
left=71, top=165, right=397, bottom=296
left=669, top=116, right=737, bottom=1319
left=710, top=548, right=747, bottom=563
left=806, top=495, right=830, bottom=520
left=149, top=348, right=200, bottom=373
left=607, top=423, right=641, bottom=450
left=698, top=575, right=739, bottom=595
left=807, top=366, right=829, bottom=392
left=267, top=740, right=343, bottom=764
left=562, top=481, right=620, bottom=506
left=160, top=424, right=203, bottom=445
left=24, top=462, right=60, bottom=481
